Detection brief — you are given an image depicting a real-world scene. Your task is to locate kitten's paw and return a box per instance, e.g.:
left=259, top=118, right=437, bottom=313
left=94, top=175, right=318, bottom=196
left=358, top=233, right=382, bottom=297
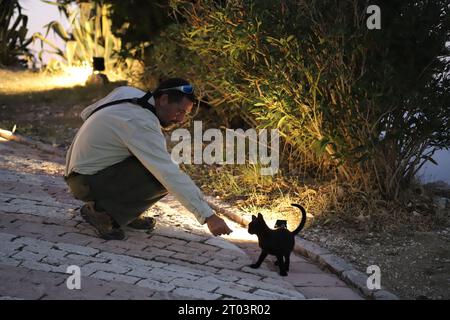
left=280, top=271, right=288, bottom=276
left=249, top=264, right=259, bottom=269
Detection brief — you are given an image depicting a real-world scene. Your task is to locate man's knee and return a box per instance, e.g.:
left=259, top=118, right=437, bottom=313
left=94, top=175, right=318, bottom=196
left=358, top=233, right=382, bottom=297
left=65, top=174, right=93, bottom=201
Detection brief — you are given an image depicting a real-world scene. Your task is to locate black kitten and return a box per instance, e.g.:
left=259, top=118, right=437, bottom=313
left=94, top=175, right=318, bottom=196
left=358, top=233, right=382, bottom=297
left=248, top=203, right=307, bottom=276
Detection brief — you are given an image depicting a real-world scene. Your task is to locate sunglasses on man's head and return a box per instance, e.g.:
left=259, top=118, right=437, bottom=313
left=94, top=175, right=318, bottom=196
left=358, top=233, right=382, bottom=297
left=159, top=85, right=194, bottom=94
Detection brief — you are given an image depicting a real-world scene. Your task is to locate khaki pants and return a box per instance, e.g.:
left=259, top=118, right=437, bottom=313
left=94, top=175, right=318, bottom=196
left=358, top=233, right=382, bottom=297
left=65, top=157, right=168, bottom=226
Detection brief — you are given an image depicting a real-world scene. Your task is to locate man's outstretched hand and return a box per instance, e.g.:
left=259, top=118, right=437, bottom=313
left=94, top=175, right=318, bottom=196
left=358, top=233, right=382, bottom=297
left=206, top=214, right=233, bottom=236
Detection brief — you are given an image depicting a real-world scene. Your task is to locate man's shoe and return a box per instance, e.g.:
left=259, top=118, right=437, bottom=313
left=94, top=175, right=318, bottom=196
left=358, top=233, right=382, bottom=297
left=127, top=216, right=156, bottom=232
left=80, top=203, right=125, bottom=240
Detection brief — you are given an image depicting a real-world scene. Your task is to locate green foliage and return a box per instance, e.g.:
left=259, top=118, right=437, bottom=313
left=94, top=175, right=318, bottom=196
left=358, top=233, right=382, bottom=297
left=32, top=0, right=131, bottom=78
left=119, top=0, right=450, bottom=199
left=101, top=0, right=173, bottom=58
left=0, top=0, right=33, bottom=67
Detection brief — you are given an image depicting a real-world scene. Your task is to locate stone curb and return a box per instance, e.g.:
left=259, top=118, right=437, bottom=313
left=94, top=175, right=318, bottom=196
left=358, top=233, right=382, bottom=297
left=0, top=128, right=66, bottom=157
left=206, top=196, right=400, bottom=300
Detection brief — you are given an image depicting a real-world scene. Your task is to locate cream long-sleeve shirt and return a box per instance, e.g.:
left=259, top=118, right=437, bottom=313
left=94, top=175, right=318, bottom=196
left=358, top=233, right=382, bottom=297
left=65, top=86, right=214, bottom=224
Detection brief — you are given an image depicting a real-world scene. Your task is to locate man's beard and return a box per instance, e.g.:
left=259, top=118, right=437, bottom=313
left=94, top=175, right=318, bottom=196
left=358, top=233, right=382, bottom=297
left=161, top=120, right=178, bottom=130
left=161, top=118, right=190, bottom=130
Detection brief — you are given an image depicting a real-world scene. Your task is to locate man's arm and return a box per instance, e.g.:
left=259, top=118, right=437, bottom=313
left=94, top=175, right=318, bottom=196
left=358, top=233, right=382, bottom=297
left=124, top=117, right=232, bottom=235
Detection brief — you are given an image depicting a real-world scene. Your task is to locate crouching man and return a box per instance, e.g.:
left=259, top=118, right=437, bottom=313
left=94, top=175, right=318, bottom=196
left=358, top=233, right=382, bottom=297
left=64, top=78, right=232, bottom=240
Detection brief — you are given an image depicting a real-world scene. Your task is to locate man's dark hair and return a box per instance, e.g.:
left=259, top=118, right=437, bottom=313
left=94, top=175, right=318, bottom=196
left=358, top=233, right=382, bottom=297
left=153, top=78, right=196, bottom=103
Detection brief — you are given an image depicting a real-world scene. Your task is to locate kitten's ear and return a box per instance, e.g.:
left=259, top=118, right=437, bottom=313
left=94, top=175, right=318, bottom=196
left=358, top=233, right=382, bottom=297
left=258, top=213, right=263, bottom=218
left=251, top=215, right=257, bottom=221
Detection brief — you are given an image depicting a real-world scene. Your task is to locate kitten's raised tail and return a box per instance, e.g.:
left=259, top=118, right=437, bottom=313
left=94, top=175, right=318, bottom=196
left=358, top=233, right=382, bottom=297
left=291, top=204, right=307, bottom=235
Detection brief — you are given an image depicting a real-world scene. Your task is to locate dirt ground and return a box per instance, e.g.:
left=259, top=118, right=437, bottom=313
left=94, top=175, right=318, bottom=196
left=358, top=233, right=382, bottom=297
left=303, top=223, right=450, bottom=299
left=1, top=79, right=449, bottom=300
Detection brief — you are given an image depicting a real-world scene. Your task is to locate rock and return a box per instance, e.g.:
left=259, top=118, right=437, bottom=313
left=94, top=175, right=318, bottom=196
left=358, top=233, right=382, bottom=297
left=425, top=181, right=450, bottom=198
left=85, top=73, right=109, bottom=86
left=373, top=290, right=399, bottom=300
left=433, top=197, right=449, bottom=210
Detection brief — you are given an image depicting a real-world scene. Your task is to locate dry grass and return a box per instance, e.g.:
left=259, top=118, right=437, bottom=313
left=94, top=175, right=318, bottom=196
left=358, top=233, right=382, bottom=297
left=0, top=68, right=127, bottom=146
left=182, top=161, right=446, bottom=233
left=0, top=68, right=96, bottom=95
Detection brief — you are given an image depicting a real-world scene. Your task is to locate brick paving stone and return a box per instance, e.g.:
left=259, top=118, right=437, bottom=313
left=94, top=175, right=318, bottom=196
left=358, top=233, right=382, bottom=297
left=20, top=260, right=65, bottom=273
left=108, top=286, right=156, bottom=299
left=232, top=257, right=253, bottom=266
left=124, top=249, right=157, bottom=261
left=54, top=243, right=99, bottom=256
left=57, top=232, right=98, bottom=246
left=261, top=276, right=306, bottom=290
left=90, top=271, right=141, bottom=284
left=12, top=250, right=46, bottom=261
left=0, top=264, right=63, bottom=299
left=0, top=227, right=40, bottom=240
left=217, top=269, right=262, bottom=281
left=241, top=266, right=281, bottom=278
left=205, top=238, right=247, bottom=254
left=237, top=278, right=303, bottom=298
left=170, top=278, right=219, bottom=292
left=287, top=261, right=325, bottom=273
left=42, top=252, right=107, bottom=267
left=42, top=279, right=117, bottom=300
left=14, top=237, right=54, bottom=249
left=97, top=252, right=167, bottom=268
left=127, top=266, right=191, bottom=283
left=206, top=259, right=244, bottom=270
left=149, top=235, right=187, bottom=246
left=187, top=242, right=220, bottom=252
left=0, top=241, right=24, bottom=256
left=173, top=288, right=221, bottom=300
left=82, top=262, right=131, bottom=276
left=217, top=248, right=248, bottom=258
left=289, top=254, right=309, bottom=263
left=87, top=241, right=128, bottom=255
left=125, top=267, right=154, bottom=280
left=166, top=243, right=203, bottom=255
left=7, top=213, right=49, bottom=226
left=207, top=273, right=241, bottom=283
left=200, top=276, right=252, bottom=292
left=286, top=273, right=348, bottom=287
left=162, top=264, right=214, bottom=278
left=95, top=239, right=148, bottom=252
left=8, top=221, right=49, bottom=237
left=297, top=286, right=364, bottom=300
left=253, top=289, right=304, bottom=300
left=1, top=214, right=43, bottom=225
left=149, top=267, right=199, bottom=281
left=133, top=247, right=175, bottom=259
left=154, top=256, right=219, bottom=274
left=135, top=279, right=176, bottom=292
left=0, top=212, right=21, bottom=224
left=0, top=256, right=21, bottom=267
left=171, top=252, right=211, bottom=264
left=200, top=250, right=236, bottom=261
left=154, top=228, right=207, bottom=242
left=42, top=217, right=80, bottom=228
left=214, top=287, right=267, bottom=300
